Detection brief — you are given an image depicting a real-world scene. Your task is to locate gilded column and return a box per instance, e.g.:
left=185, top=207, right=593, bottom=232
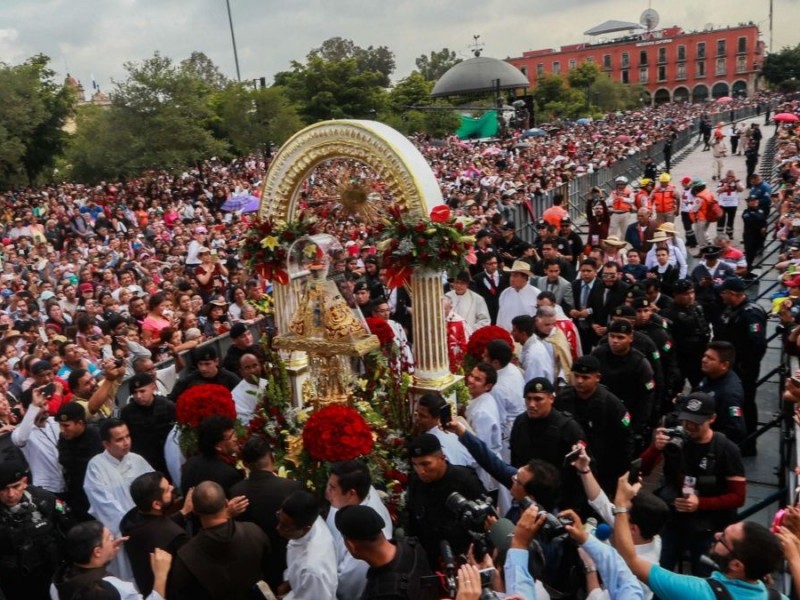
left=410, top=267, right=455, bottom=392
left=272, top=279, right=308, bottom=406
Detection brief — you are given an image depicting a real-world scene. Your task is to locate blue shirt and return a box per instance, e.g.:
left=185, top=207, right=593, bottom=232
left=504, top=548, right=537, bottom=600
left=582, top=536, right=644, bottom=600
left=649, top=565, right=787, bottom=600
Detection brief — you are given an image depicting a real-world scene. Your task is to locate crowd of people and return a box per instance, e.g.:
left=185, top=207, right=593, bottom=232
left=0, top=92, right=798, bottom=600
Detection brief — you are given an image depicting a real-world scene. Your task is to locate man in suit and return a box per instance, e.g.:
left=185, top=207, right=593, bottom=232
left=231, top=436, right=303, bottom=590
left=569, top=258, right=605, bottom=352
left=535, top=259, right=574, bottom=314
left=592, top=261, right=630, bottom=339
left=470, top=252, right=509, bottom=325
left=624, top=207, right=658, bottom=259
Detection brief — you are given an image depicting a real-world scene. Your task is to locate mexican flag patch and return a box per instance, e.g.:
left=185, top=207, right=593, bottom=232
left=652, top=351, right=661, bottom=360
left=729, top=406, right=743, bottom=417
left=663, top=341, right=672, bottom=352
left=622, top=412, right=631, bottom=427
left=749, top=323, right=761, bottom=333
left=645, top=380, right=655, bottom=391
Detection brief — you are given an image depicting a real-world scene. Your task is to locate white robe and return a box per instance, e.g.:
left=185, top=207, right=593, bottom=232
left=465, top=392, right=503, bottom=493
left=496, top=284, right=541, bottom=332
left=84, top=450, right=154, bottom=581
left=326, top=487, right=393, bottom=600
left=427, top=426, right=478, bottom=470
left=490, top=363, right=526, bottom=455
left=164, top=424, right=185, bottom=490
left=445, top=289, right=491, bottom=332
left=520, top=335, right=554, bottom=384
left=285, top=517, right=338, bottom=600
left=232, top=377, right=267, bottom=424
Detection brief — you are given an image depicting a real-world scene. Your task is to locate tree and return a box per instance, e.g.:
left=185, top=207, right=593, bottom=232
left=0, top=54, right=75, bottom=187
left=308, top=37, right=395, bottom=87
left=533, top=74, right=568, bottom=110
left=762, top=43, right=800, bottom=88
left=180, top=51, right=228, bottom=91
left=567, top=61, right=601, bottom=91
left=387, top=71, right=433, bottom=112
left=415, top=48, right=462, bottom=81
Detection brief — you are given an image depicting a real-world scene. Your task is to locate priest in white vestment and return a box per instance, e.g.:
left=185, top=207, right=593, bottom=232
left=496, top=261, right=541, bottom=332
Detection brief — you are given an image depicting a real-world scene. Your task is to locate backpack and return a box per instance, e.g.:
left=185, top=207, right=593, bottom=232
left=706, top=577, right=781, bottom=600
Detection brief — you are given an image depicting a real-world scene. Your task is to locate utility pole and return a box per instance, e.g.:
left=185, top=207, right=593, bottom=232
left=769, top=0, right=773, bottom=53
left=226, top=0, right=241, bottom=82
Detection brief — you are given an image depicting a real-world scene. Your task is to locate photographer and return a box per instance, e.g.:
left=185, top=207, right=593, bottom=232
left=67, top=359, right=126, bottom=422
left=640, top=393, right=746, bottom=575
left=613, top=475, right=784, bottom=600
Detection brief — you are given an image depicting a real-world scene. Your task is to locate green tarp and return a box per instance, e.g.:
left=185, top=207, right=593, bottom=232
left=456, top=110, right=498, bottom=139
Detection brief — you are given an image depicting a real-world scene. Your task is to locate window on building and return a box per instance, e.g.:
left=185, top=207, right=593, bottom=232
left=552, top=61, right=560, bottom=75
left=603, top=54, right=612, bottom=70
left=621, top=52, right=630, bottom=68
left=696, top=61, right=706, bottom=77
left=697, top=42, right=706, bottom=59
left=520, top=66, right=528, bottom=77
left=568, top=59, right=576, bottom=70
left=658, top=65, right=667, bottom=81
left=736, top=55, right=747, bottom=73
left=676, top=63, right=687, bottom=80
left=715, top=58, right=726, bottom=76
left=738, top=36, right=747, bottom=54
left=640, top=50, right=648, bottom=66
left=677, top=45, right=686, bottom=61
left=658, top=48, right=667, bottom=64
left=586, top=56, right=595, bottom=63
left=716, top=40, right=726, bottom=57
left=621, top=70, right=629, bottom=84
left=536, top=63, right=544, bottom=77
left=639, top=67, right=648, bottom=83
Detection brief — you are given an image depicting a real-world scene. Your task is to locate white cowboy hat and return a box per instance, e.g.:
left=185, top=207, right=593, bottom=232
left=504, top=260, right=533, bottom=277
left=601, top=235, right=628, bottom=248
left=647, top=230, right=672, bottom=243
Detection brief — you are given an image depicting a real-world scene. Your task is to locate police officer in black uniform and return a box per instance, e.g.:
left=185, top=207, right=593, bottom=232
left=714, top=277, right=767, bottom=456
left=632, top=297, right=680, bottom=409
left=335, top=505, right=439, bottom=600
left=661, top=279, right=711, bottom=390
left=120, top=372, right=176, bottom=477
left=616, top=300, right=666, bottom=399
left=509, top=378, right=587, bottom=512
left=406, top=434, right=486, bottom=569
left=55, top=402, right=102, bottom=521
left=0, top=462, right=73, bottom=600
left=646, top=393, right=745, bottom=576
left=592, top=320, right=656, bottom=451
left=554, top=356, right=633, bottom=496
left=741, top=195, right=768, bottom=273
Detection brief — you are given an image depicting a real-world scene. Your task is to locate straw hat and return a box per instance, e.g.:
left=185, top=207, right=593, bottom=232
left=657, top=222, right=676, bottom=234
left=504, top=260, right=533, bottom=277
left=601, top=235, right=628, bottom=248
left=647, top=230, right=672, bottom=243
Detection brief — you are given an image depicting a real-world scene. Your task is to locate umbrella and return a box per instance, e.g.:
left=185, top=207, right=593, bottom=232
left=716, top=96, right=733, bottom=103
left=615, top=134, right=631, bottom=143
left=775, top=113, right=800, bottom=123
left=547, top=127, right=562, bottom=134
left=241, top=196, right=261, bottom=213
left=481, top=147, right=502, bottom=156
left=521, top=128, right=547, bottom=138
left=576, top=118, right=593, bottom=125
left=221, top=195, right=258, bottom=212
left=514, top=142, right=533, bottom=149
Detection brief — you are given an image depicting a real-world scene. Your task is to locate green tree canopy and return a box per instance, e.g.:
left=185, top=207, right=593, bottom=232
left=415, top=48, right=462, bottom=81
left=567, top=61, right=601, bottom=90
left=308, top=37, right=395, bottom=87
left=762, top=43, right=800, bottom=89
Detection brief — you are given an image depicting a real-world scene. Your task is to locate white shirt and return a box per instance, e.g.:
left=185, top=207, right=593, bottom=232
left=164, top=424, right=185, bottom=490
left=644, top=242, right=688, bottom=278
left=326, top=487, right=393, bottom=600
left=427, top=426, right=478, bottom=470
left=496, top=283, right=541, bottom=332
left=232, top=377, right=267, bottom=424
left=445, top=289, right=491, bottom=332
left=285, top=517, right=338, bottom=600
left=51, top=577, right=164, bottom=600
left=520, top=335, right=554, bottom=383
left=490, top=363, right=526, bottom=441
left=11, top=405, right=65, bottom=493
left=465, top=392, right=503, bottom=491
left=84, top=450, right=154, bottom=581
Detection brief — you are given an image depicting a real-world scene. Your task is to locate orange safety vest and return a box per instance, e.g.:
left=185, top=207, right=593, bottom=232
left=651, top=184, right=677, bottom=213
left=694, top=189, right=715, bottom=222
left=634, top=190, right=652, bottom=211
left=609, top=188, right=633, bottom=212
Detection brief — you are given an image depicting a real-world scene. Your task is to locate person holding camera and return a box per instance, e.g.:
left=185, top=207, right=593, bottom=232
left=641, top=393, right=746, bottom=575
left=613, top=474, right=784, bottom=600
left=406, top=433, right=487, bottom=570
left=67, top=359, right=126, bottom=422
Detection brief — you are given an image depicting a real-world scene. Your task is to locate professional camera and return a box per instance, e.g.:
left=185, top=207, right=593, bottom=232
left=662, top=425, right=689, bottom=457
left=519, top=497, right=573, bottom=543
left=445, top=492, right=497, bottom=531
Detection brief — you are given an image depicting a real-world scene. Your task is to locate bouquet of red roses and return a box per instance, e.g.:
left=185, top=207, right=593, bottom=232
left=366, top=317, right=395, bottom=346
left=302, top=404, right=374, bottom=462
left=176, top=384, right=237, bottom=428
left=464, top=325, right=515, bottom=372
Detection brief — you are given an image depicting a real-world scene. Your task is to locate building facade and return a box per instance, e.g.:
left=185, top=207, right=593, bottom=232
left=508, top=24, right=764, bottom=104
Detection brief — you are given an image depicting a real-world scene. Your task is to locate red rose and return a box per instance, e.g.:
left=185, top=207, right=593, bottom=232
left=415, top=222, right=426, bottom=233
left=430, top=205, right=451, bottom=223
left=302, top=405, right=374, bottom=462
left=176, top=384, right=236, bottom=428
left=466, top=325, right=515, bottom=361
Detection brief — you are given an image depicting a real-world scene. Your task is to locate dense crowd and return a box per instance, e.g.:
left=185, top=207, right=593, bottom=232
left=0, top=94, right=799, bottom=600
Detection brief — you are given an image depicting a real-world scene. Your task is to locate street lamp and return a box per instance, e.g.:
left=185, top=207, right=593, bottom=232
left=225, top=0, right=241, bottom=82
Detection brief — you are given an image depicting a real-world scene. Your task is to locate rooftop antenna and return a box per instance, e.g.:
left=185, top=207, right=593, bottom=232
left=470, top=34, right=485, bottom=57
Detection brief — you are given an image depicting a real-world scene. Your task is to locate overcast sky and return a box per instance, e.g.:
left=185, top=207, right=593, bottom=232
left=1, top=0, right=797, bottom=94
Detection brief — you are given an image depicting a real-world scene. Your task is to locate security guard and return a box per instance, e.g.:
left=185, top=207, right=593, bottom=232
left=56, top=402, right=102, bottom=521
left=714, top=277, right=767, bottom=456
left=509, top=378, right=587, bottom=512
left=632, top=297, right=679, bottom=407
left=591, top=320, right=655, bottom=450
left=554, top=356, right=633, bottom=496
left=661, top=279, right=710, bottom=390
left=335, top=505, right=439, bottom=600
left=0, top=462, right=72, bottom=600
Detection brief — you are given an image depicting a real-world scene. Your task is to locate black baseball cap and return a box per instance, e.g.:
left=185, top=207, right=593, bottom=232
left=335, top=505, right=386, bottom=541
left=677, top=392, right=715, bottom=423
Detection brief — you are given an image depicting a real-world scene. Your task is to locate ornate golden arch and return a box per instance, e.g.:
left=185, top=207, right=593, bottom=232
left=258, top=120, right=454, bottom=394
